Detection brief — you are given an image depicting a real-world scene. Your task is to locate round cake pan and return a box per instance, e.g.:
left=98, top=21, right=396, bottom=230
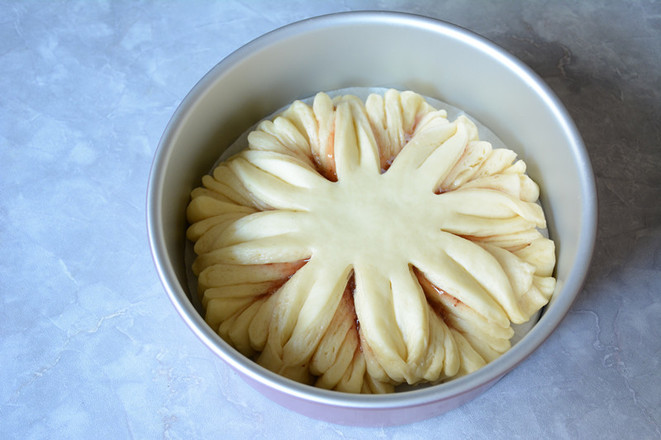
left=147, top=11, right=597, bottom=426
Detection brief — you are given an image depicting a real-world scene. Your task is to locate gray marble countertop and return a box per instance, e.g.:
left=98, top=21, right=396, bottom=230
left=2, top=1, right=659, bottom=438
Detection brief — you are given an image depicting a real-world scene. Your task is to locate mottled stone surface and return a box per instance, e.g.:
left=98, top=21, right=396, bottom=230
left=1, top=1, right=659, bottom=438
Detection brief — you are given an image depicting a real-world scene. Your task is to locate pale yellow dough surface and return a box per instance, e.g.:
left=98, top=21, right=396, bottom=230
left=186, top=89, right=556, bottom=393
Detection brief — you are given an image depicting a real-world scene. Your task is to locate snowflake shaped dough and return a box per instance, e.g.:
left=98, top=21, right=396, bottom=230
left=186, top=90, right=556, bottom=393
